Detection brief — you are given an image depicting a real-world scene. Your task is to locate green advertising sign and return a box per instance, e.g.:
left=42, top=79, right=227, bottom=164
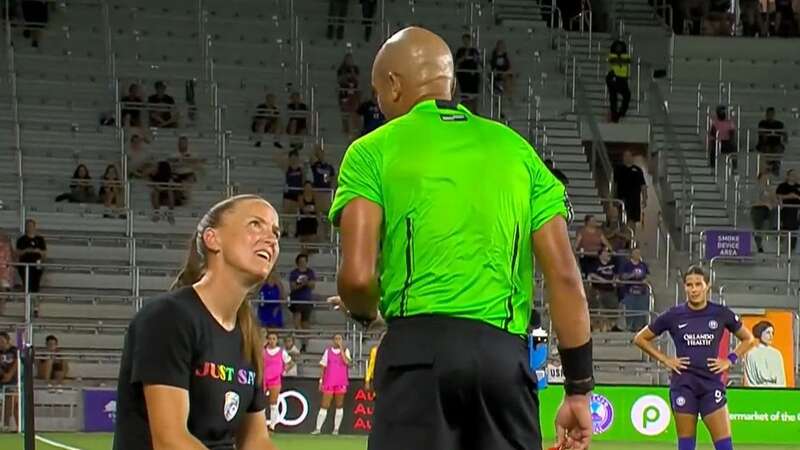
left=536, top=386, right=800, bottom=445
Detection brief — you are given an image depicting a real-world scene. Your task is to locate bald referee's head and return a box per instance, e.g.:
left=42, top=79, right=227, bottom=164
left=372, top=27, right=455, bottom=120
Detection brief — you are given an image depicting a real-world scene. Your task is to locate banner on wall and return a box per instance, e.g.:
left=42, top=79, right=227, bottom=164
left=739, top=310, right=796, bottom=388
left=704, top=229, right=752, bottom=259
left=83, top=389, right=117, bottom=432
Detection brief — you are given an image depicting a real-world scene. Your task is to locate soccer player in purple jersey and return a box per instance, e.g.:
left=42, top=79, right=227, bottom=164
left=634, top=265, right=757, bottom=450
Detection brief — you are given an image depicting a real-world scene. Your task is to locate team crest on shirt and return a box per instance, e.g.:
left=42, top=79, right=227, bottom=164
left=708, top=320, right=719, bottom=330
left=223, top=391, right=240, bottom=422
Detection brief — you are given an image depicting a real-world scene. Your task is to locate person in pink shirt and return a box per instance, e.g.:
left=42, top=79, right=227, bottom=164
left=262, top=331, right=295, bottom=431
left=311, top=334, right=352, bottom=435
left=709, top=105, right=736, bottom=168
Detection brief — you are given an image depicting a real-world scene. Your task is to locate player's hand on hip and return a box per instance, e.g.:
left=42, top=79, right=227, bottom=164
left=663, top=356, right=690, bottom=374
left=554, top=394, right=593, bottom=450
left=707, top=357, right=731, bottom=374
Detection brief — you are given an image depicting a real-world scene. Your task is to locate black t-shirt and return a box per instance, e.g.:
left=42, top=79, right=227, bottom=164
left=455, top=46, right=481, bottom=71
left=114, top=287, right=266, bottom=450
left=147, top=94, right=176, bottom=124
left=776, top=182, right=800, bottom=205
left=490, top=50, right=510, bottom=72
left=357, top=100, right=385, bottom=134
left=615, top=164, right=646, bottom=201
left=759, top=119, right=785, bottom=147
left=0, top=345, right=17, bottom=384
left=591, top=259, right=616, bottom=291
left=16, top=235, right=46, bottom=263
left=311, top=161, right=336, bottom=189
left=121, top=95, right=144, bottom=122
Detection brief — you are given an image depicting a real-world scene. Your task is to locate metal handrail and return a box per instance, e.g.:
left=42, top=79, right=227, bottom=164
left=574, top=76, right=614, bottom=199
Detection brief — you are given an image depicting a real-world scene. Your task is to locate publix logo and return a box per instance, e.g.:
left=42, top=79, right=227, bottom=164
left=590, top=393, right=614, bottom=434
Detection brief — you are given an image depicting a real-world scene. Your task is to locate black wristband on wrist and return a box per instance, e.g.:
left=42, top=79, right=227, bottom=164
left=559, top=339, right=594, bottom=394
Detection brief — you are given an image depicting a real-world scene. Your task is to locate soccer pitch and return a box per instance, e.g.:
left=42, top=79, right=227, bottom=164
left=1, top=433, right=799, bottom=450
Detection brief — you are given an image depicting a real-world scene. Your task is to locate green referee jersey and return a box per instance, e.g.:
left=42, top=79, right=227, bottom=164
left=329, top=99, right=570, bottom=335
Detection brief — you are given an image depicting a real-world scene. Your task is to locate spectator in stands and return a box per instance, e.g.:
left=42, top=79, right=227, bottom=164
left=21, top=0, right=48, bottom=47
left=775, top=0, right=798, bottom=36
left=286, top=92, right=309, bottom=147
left=282, top=149, right=305, bottom=220
left=586, top=246, right=618, bottom=332
left=37, top=334, right=68, bottom=384
left=169, top=136, right=205, bottom=205
left=99, top=164, right=123, bottom=217
left=0, top=231, right=14, bottom=295
left=149, top=160, right=176, bottom=225
left=454, top=33, right=481, bottom=113
left=258, top=271, right=286, bottom=329
left=620, top=247, right=650, bottom=332
left=310, top=145, right=337, bottom=213
left=750, top=170, right=778, bottom=253
left=757, top=107, right=787, bottom=176
left=614, top=150, right=647, bottom=227
left=603, top=205, right=631, bottom=262
left=709, top=105, right=736, bottom=169
left=283, top=335, right=301, bottom=376
left=16, top=219, right=46, bottom=294
left=357, top=90, right=385, bottom=136
left=148, top=81, right=178, bottom=128
left=574, top=214, right=612, bottom=276
left=682, top=0, right=708, bottom=34
left=490, top=40, right=513, bottom=105
left=120, top=83, right=145, bottom=128
left=297, top=182, right=321, bottom=244
left=128, top=134, right=156, bottom=179
left=55, top=164, right=96, bottom=204
left=761, top=0, right=778, bottom=34
left=741, top=0, right=763, bottom=35
left=289, top=254, right=316, bottom=330
left=360, top=0, right=377, bottom=41
left=326, top=0, right=349, bottom=40
left=606, top=40, right=631, bottom=123
left=776, top=169, right=800, bottom=251
left=545, top=159, right=569, bottom=186
left=252, top=93, right=282, bottom=148
left=337, top=53, right=361, bottom=137
left=0, top=331, right=18, bottom=429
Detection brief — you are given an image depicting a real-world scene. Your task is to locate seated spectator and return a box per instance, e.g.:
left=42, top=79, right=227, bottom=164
left=776, top=169, right=800, bottom=251
left=258, top=271, right=286, bottom=329
left=168, top=136, right=205, bottom=206
left=21, top=0, right=48, bottom=47
left=574, top=214, right=612, bottom=276
left=0, top=331, right=18, bottom=429
left=127, top=134, right=156, bottom=179
left=709, top=105, right=736, bottom=169
left=99, top=164, right=124, bottom=217
left=282, top=149, right=305, bottom=217
left=252, top=93, right=282, bottom=148
left=37, top=335, right=68, bottom=384
left=149, top=160, right=176, bottom=225
left=289, top=254, right=316, bottom=330
left=297, top=182, right=321, bottom=244
left=544, top=159, right=569, bottom=185
left=16, top=219, right=46, bottom=294
left=750, top=170, right=777, bottom=253
left=55, top=164, right=96, bottom=204
left=586, top=246, right=618, bottom=332
left=357, top=91, right=385, bottom=136
left=286, top=92, right=309, bottom=145
left=148, top=81, right=178, bottom=128
left=310, top=145, right=337, bottom=213
left=757, top=107, right=787, bottom=176
left=283, top=335, right=300, bottom=376
left=490, top=40, right=514, bottom=105
left=620, top=247, right=650, bottom=332
left=337, top=53, right=361, bottom=137
left=120, top=83, right=145, bottom=127
left=603, top=205, right=631, bottom=260
left=455, top=33, right=481, bottom=112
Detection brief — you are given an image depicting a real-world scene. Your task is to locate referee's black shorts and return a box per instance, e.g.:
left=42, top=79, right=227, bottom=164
left=368, top=315, right=542, bottom=450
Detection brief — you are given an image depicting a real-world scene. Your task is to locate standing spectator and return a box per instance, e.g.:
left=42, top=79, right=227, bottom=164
left=454, top=33, right=481, bottom=113
left=257, top=271, right=286, bottom=329
left=606, top=40, right=631, bottom=123
left=99, top=164, right=123, bottom=217
left=289, top=254, right=316, bottom=330
left=37, top=335, right=69, bottom=384
left=574, top=214, right=612, bottom=276
left=282, top=149, right=305, bottom=217
left=326, top=0, right=349, bottom=40
left=357, top=91, right=385, bottom=136
left=776, top=169, right=800, bottom=252
left=21, top=0, right=48, bottom=47
left=620, top=248, right=650, bottom=332
left=614, top=150, right=647, bottom=228
left=0, top=331, right=18, bottom=429
left=297, top=182, right=321, bottom=244
left=709, top=105, right=736, bottom=169
left=310, top=145, right=337, bottom=213
left=751, top=171, right=777, bottom=253
left=147, top=81, right=178, bottom=128
left=283, top=335, right=301, bottom=377
left=149, top=160, right=176, bottom=225
left=490, top=40, right=514, bottom=105
left=544, top=159, right=569, bottom=186
left=360, top=0, right=377, bottom=41
left=757, top=107, right=787, bottom=176
left=286, top=92, right=309, bottom=146
left=16, top=219, right=46, bottom=294
left=120, top=83, right=145, bottom=128
left=252, top=93, right=282, bottom=148
left=741, top=0, right=763, bottom=35
left=337, top=53, right=361, bottom=137
left=586, top=247, right=618, bottom=332
left=55, top=164, right=96, bottom=204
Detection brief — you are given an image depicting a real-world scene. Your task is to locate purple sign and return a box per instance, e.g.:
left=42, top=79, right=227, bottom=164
left=83, top=389, right=117, bottom=432
left=704, top=230, right=752, bottom=260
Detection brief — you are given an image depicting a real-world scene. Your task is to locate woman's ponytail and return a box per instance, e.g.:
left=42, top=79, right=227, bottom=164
left=171, top=231, right=205, bottom=290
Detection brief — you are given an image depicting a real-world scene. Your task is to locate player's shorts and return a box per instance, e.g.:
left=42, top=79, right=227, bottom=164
left=322, top=384, right=347, bottom=395
left=670, top=380, right=727, bottom=418
left=368, top=315, right=541, bottom=450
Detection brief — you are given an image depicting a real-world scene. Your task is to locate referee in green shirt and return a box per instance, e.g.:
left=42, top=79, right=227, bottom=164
left=329, top=27, right=594, bottom=450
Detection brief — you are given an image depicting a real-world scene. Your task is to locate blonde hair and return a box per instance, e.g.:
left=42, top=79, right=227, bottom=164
left=171, top=194, right=267, bottom=383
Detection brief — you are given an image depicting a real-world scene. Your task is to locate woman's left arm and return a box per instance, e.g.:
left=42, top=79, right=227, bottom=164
left=235, top=411, right=278, bottom=450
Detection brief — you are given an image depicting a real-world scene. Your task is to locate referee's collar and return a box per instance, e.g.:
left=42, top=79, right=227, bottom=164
left=410, top=99, right=471, bottom=115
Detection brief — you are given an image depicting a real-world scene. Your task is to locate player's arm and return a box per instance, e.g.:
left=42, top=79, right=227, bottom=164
left=709, top=322, right=758, bottom=374
left=633, top=326, right=689, bottom=374
left=235, top=411, right=279, bottom=450
left=337, top=198, right=382, bottom=321
left=144, top=385, right=209, bottom=450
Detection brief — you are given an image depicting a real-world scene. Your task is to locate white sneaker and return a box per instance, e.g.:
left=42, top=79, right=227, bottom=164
left=332, top=430, right=340, bottom=436
left=311, top=429, right=321, bottom=435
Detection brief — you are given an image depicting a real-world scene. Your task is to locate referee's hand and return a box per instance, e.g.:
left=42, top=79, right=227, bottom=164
left=554, top=394, right=593, bottom=450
